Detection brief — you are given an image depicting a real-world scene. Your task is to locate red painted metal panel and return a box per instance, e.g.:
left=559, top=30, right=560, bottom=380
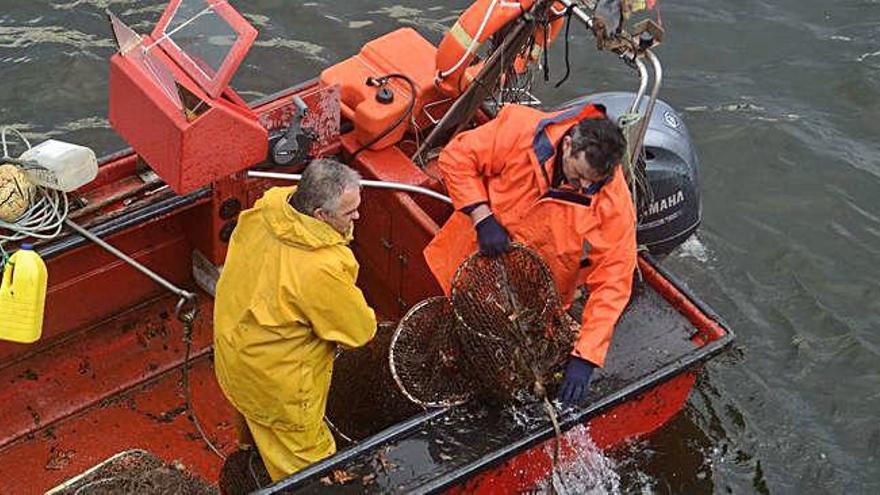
left=589, top=370, right=697, bottom=449
left=183, top=174, right=248, bottom=265
left=392, top=194, right=443, bottom=313
left=108, top=48, right=267, bottom=195
left=0, top=215, right=198, bottom=364
left=109, top=53, right=183, bottom=179
left=353, top=188, right=393, bottom=282
left=84, top=153, right=140, bottom=192
left=258, top=84, right=342, bottom=159
left=177, top=98, right=267, bottom=193
left=349, top=138, right=443, bottom=318
left=0, top=357, right=235, bottom=494
left=0, top=295, right=214, bottom=450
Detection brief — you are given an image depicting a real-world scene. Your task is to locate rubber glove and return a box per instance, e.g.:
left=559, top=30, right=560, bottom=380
left=475, top=214, right=511, bottom=257
left=559, top=356, right=595, bottom=406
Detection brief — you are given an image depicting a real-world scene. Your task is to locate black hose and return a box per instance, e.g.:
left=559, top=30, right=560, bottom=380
left=542, top=18, right=550, bottom=82
left=554, top=6, right=575, bottom=88
left=179, top=305, right=226, bottom=461
left=350, top=73, right=417, bottom=160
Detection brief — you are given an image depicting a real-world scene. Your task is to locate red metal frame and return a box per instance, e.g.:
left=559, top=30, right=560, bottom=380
left=108, top=43, right=268, bottom=194
left=151, top=0, right=257, bottom=99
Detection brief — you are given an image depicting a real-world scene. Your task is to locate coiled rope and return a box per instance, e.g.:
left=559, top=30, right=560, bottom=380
left=0, top=127, right=68, bottom=246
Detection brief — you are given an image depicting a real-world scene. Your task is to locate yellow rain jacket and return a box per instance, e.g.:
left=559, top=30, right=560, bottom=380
left=213, top=186, right=376, bottom=478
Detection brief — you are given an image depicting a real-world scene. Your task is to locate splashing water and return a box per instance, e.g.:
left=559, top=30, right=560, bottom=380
left=538, top=425, right=622, bottom=495
left=676, top=234, right=711, bottom=263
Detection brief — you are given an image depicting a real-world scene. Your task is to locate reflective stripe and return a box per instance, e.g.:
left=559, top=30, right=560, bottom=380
left=448, top=21, right=476, bottom=49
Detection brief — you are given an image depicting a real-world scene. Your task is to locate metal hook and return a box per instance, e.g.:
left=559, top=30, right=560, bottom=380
left=175, top=292, right=199, bottom=324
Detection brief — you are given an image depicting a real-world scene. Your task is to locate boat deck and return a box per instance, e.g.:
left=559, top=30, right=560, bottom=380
left=0, top=258, right=727, bottom=494
left=260, top=271, right=718, bottom=493
left=0, top=295, right=233, bottom=494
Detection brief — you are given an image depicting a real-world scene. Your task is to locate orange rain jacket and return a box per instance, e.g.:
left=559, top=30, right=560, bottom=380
left=423, top=103, right=637, bottom=367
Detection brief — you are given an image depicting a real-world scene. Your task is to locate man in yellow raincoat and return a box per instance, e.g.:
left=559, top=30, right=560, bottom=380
left=213, top=158, right=377, bottom=481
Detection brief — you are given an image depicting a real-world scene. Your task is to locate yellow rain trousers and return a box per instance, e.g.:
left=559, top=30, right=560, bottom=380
left=213, top=186, right=376, bottom=481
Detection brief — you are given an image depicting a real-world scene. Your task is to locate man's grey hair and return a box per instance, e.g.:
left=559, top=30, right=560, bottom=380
left=289, top=159, right=361, bottom=216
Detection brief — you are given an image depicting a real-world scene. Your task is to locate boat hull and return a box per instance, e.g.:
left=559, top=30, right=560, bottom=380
left=0, top=78, right=732, bottom=493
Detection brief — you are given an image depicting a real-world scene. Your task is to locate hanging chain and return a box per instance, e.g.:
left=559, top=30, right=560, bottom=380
left=176, top=294, right=226, bottom=460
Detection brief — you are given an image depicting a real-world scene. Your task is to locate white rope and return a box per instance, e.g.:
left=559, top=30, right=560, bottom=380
left=438, top=0, right=501, bottom=79
left=1, top=126, right=30, bottom=157
left=0, top=126, right=69, bottom=244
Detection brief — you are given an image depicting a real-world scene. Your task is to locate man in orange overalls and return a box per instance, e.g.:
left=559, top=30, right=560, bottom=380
left=423, top=102, right=636, bottom=405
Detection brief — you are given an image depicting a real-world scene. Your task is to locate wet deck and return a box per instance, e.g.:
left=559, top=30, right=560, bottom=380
left=268, top=276, right=706, bottom=493
left=0, top=295, right=235, bottom=494
left=0, top=259, right=724, bottom=494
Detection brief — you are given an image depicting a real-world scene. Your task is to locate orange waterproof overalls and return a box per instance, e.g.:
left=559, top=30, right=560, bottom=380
left=423, top=103, right=636, bottom=367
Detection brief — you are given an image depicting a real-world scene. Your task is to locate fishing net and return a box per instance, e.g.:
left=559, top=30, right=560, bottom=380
left=451, top=245, right=578, bottom=405
left=50, top=449, right=215, bottom=495
left=390, top=245, right=578, bottom=408
left=389, top=297, right=472, bottom=408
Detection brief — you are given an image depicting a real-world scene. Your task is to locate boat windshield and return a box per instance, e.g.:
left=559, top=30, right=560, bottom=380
left=151, top=0, right=257, bottom=99
left=162, top=0, right=238, bottom=80
left=109, top=10, right=183, bottom=110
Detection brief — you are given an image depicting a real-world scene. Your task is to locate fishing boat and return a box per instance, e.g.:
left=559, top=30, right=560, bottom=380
left=0, top=0, right=733, bottom=492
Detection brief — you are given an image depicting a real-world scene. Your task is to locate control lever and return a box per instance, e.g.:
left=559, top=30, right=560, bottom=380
left=271, top=96, right=315, bottom=166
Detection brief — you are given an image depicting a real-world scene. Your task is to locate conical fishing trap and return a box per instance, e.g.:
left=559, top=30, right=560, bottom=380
left=390, top=245, right=579, bottom=408
left=389, top=296, right=472, bottom=408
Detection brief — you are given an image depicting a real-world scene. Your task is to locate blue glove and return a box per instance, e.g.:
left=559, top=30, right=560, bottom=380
left=559, top=356, right=595, bottom=406
left=475, top=214, right=511, bottom=257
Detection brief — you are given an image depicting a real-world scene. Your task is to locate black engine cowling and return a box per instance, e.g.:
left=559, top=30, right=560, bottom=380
left=560, top=92, right=701, bottom=256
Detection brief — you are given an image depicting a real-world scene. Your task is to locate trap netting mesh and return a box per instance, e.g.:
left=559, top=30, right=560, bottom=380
left=50, top=449, right=215, bottom=495
left=390, top=245, right=579, bottom=407
left=389, top=296, right=472, bottom=407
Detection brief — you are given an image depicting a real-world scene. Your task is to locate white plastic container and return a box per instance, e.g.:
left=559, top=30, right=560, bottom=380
left=19, top=139, right=98, bottom=192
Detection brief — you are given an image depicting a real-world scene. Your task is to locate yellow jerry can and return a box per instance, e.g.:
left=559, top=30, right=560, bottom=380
left=0, top=244, right=48, bottom=343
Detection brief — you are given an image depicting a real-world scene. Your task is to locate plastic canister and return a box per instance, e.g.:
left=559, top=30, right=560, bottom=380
left=19, top=139, right=98, bottom=192
left=0, top=244, right=48, bottom=343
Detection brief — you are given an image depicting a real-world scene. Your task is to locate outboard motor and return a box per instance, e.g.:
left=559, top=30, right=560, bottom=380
left=560, top=92, right=701, bottom=256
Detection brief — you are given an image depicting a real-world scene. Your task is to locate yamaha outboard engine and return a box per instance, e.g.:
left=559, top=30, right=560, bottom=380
left=561, top=92, right=701, bottom=256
